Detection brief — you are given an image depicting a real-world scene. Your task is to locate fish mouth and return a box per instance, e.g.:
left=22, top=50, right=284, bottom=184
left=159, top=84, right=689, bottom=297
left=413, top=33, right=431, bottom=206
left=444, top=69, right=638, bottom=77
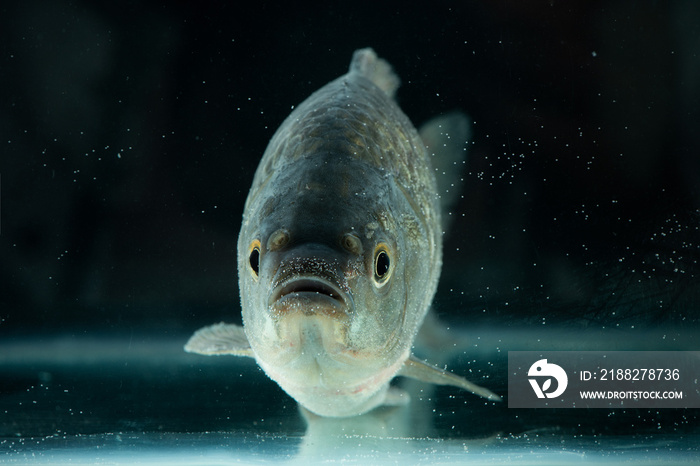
left=268, top=276, right=352, bottom=317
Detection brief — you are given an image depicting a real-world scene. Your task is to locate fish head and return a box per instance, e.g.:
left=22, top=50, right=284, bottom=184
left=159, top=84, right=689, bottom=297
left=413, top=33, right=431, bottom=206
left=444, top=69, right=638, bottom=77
left=236, top=156, right=434, bottom=415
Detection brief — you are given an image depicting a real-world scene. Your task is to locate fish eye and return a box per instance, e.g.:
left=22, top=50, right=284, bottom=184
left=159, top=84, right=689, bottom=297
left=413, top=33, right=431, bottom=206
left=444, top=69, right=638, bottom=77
left=248, top=239, right=261, bottom=278
left=373, top=244, right=392, bottom=285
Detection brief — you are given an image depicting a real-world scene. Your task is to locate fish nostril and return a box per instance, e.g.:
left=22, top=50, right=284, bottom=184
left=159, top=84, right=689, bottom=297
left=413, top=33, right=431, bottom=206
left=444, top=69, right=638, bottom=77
left=341, top=233, right=363, bottom=255
left=268, top=229, right=290, bottom=251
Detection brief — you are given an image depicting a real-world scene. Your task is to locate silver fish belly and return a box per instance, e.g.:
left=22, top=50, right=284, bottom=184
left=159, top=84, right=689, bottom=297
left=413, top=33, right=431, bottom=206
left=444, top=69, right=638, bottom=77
left=185, top=48, right=500, bottom=417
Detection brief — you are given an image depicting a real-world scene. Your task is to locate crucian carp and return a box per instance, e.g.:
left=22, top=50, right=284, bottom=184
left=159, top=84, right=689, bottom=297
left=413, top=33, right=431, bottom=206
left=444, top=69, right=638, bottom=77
left=185, top=48, right=501, bottom=417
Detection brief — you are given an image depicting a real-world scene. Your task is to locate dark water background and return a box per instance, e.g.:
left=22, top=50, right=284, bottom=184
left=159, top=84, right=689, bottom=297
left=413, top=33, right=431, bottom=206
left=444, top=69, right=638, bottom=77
left=1, top=1, right=699, bottom=462
left=1, top=1, right=698, bottom=332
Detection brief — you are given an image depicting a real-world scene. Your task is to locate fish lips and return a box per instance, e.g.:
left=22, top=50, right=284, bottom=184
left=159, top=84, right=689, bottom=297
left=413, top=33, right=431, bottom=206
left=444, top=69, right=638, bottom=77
left=268, top=276, right=354, bottom=319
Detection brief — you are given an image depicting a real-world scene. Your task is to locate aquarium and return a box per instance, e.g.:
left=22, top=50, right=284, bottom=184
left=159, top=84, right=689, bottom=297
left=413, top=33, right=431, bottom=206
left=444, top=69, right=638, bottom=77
left=1, top=1, right=698, bottom=464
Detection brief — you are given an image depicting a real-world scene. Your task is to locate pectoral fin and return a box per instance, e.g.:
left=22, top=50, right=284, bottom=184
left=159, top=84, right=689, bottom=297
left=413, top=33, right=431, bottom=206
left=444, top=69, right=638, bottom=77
left=184, top=322, right=254, bottom=357
left=399, top=355, right=502, bottom=401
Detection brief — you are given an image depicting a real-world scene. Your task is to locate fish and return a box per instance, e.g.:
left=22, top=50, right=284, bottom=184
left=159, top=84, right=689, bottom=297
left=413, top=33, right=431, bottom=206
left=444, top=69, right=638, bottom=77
left=185, top=47, right=501, bottom=417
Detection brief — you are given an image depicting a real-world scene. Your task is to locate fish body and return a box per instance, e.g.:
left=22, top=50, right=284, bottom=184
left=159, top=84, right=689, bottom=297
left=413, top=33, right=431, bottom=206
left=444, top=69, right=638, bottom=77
left=186, top=48, right=500, bottom=417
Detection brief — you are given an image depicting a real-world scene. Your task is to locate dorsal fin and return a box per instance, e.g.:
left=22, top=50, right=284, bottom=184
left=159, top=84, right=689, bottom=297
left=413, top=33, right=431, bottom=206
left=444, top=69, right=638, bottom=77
left=349, top=48, right=400, bottom=99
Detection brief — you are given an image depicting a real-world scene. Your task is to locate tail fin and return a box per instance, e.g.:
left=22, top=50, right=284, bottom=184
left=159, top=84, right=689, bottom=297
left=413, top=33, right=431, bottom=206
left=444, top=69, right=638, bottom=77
left=349, top=48, right=400, bottom=99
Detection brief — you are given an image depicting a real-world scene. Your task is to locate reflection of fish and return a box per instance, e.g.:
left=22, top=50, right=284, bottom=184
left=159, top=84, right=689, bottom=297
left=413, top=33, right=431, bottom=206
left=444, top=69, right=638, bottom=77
left=185, top=48, right=500, bottom=417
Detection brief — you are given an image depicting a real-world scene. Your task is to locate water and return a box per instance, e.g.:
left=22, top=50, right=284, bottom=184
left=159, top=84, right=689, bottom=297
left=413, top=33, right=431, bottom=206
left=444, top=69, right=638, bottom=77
left=2, top=1, right=699, bottom=464
left=2, top=330, right=698, bottom=464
